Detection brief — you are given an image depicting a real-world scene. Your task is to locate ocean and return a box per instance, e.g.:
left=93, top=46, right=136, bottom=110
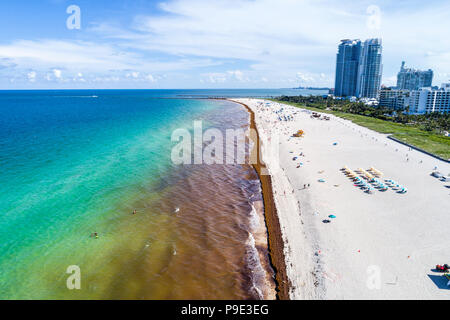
left=0, top=89, right=326, bottom=299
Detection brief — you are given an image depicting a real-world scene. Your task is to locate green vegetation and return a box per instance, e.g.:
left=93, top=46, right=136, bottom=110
left=272, top=96, right=450, bottom=160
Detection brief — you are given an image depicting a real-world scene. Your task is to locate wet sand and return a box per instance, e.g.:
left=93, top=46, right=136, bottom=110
left=235, top=100, right=291, bottom=300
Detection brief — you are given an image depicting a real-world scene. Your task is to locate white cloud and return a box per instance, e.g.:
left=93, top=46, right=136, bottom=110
left=227, top=70, right=245, bottom=82
left=3, top=0, right=450, bottom=88
left=296, top=72, right=314, bottom=83
left=126, top=71, right=140, bottom=79
left=53, top=69, right=62, bottom=79
left=0, top=39, right=220, bottom=82
left=116, top=0, right=450, bottom=86
left=200, top=70, right=249, bottom=84
left=145, top=74, right=156, bottom=82
left=202, top=72, right=227, bottom=84
left=27, top=71, right=36, bottom=82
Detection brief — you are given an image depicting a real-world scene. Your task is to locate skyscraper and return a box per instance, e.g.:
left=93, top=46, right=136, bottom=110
left=396, top=61, right=433, bottom=90
left=334, top=39, right=361, bottom=97
left=356, top=38, right=383, bottom=99
left=334, top=38, right=383, bottom=99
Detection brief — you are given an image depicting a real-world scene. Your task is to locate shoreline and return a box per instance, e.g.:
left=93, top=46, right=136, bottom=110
left=229, top=99, right=291, bottom=300
left=233, top=97, right=450, bottom=299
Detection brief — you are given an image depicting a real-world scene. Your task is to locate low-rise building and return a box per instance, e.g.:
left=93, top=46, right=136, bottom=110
left=379, top=88, right=410, bottom=110
left=360, top=97, right=379, bottom=106
left=409, top=84, right=450, bottom=114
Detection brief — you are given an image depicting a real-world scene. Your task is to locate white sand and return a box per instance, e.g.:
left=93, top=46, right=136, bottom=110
left=233, top=98, right=450, bottom=300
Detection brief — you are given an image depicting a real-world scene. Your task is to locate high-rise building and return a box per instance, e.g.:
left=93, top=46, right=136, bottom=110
left=334, top=38, right=382, bottom=99
left=334, top=39, right=361, bottom=97
left=396, top=61, right=433, bottom=90
left=356, top=38, right=383, bottom=99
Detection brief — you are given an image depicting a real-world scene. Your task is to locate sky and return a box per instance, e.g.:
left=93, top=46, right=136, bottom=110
left=1, top=0, right=450, bottom=89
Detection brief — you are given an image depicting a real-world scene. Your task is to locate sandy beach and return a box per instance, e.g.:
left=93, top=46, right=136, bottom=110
left=232, top=98, right=450, bottom=300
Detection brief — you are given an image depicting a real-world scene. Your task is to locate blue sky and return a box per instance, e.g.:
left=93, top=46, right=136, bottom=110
left=1, top=0, right=450, bottom=89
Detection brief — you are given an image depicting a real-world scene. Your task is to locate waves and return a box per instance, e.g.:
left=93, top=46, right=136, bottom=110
left=0, top=92, right=275, bottom=299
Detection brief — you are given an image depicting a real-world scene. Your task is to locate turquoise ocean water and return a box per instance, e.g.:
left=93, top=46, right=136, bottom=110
left=0, top=89, right=325, bottom=299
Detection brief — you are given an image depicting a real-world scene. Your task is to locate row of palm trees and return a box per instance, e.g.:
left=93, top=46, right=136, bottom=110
left=277, top=95, right=450, bottom=134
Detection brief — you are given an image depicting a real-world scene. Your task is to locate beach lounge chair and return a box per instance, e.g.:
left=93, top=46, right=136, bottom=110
left=399, top=187, right=407, bottom=194
left=370, top=167, right=383, bottom=177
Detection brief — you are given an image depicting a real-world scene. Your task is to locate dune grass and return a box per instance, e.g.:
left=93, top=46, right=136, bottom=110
left=273, top=100, right=450, bottom=160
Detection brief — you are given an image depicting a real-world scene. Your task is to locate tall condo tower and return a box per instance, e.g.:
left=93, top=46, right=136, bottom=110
left=356, top=38, right=383, bottom=99
left=334, top=39, right=362, bottom=97
left=397, top=61, right=433, bottom=90
left=334, top=38, right=383, bottom=99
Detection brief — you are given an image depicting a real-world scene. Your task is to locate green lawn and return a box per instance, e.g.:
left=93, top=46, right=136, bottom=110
left=272, top=100, right=450, bottom=160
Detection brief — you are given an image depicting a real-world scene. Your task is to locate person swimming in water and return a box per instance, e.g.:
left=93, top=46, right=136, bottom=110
left=90, top=232, right=99, bottom=239
left=132, top=209, right=136, bottom=215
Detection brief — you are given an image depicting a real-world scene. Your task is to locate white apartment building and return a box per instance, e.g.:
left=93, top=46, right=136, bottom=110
left=409, top=84, right=450, bottom=114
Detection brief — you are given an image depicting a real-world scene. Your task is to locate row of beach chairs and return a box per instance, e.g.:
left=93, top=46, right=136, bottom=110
left=342, top=166, right=406, bottom=194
